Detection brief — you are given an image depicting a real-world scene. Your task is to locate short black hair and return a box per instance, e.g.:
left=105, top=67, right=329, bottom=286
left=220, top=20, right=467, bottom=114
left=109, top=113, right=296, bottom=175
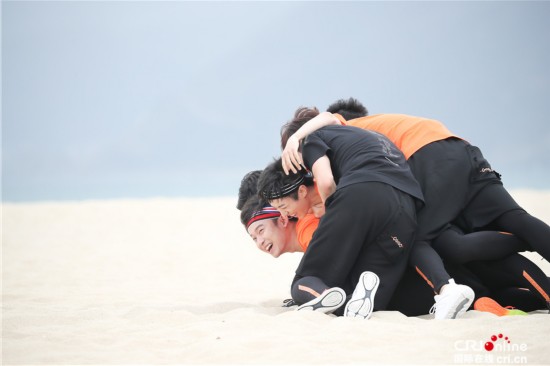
left=257, top=157, right=312, bottom=202
left=326, top=97, right=368, bottom=120
left=237, top=170, right=262, bottom=210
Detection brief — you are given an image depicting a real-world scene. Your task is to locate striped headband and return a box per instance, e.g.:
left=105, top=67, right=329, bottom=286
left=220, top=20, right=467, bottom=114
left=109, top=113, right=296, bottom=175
left=246, top=206, right=281, bottom=229
left=260, top=174, right=306, bottom=201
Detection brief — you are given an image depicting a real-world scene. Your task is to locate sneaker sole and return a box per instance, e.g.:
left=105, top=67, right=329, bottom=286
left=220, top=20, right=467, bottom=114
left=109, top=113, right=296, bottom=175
left=452, top=296, right=473, bottom=319
left=297, top=287, right=346, bottom=314
left=446, top=288, right=475, bottom=319
left=474, top=297, right=508, bottom=316
left=344, top=271, right=379, bottom=319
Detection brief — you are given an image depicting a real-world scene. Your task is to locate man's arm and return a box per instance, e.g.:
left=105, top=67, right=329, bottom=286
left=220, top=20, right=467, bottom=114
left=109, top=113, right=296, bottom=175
left=282, top=112, right=341, bottom=174
left=311, top=155, right=336, bottom=203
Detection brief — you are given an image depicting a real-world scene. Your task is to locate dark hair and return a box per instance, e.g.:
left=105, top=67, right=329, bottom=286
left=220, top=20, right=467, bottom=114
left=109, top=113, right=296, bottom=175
left=240, top=196, right=265, bottom=226
left=326, top=97, right=368, bottom=120
left=257, top=157, right=312, bottom=202
left=237, top=170, right=262, bottom=210
left=280, top=106, right=320, bottom=149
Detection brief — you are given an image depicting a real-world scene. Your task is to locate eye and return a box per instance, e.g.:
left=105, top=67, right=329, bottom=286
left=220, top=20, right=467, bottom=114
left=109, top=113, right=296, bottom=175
left=259, top=228, right=264, bottom=234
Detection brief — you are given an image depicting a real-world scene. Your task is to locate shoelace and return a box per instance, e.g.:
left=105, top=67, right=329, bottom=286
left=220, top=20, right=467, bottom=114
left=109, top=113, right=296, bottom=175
left=282, top=298, right=297, bottom=307
left=429, top=304, right=437, bottom=314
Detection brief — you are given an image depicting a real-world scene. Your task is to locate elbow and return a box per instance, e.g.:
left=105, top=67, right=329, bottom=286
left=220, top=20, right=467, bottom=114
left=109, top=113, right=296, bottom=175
left=319, top=112, right=340, bottom=126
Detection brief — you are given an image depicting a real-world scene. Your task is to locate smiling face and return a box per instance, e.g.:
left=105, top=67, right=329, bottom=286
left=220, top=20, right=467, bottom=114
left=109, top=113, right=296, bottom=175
left=247, top=218, right=289, bottom=258
left=269, top=185, right=311, bottom=219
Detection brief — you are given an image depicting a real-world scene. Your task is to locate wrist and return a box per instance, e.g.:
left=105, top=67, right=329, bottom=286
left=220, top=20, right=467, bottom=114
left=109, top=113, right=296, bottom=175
left=292, top=131, right=303, bottom=142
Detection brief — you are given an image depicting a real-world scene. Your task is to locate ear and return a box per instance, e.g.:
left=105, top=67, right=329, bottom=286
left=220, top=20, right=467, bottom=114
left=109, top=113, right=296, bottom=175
left=298, top=185, right=308, bottom=199
left=278, top=215, right=289, bottom=227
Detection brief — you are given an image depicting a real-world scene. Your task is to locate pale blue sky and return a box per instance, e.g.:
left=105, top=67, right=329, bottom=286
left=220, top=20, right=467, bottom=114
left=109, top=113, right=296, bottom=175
left=2, top=1, right=549, bottom=202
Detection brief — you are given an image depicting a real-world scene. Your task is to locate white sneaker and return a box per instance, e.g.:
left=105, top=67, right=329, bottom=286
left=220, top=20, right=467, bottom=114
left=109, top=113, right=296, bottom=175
left=297, top=287, right=346, bottom=314
left=430, top=279, right=475, bottom=319
left=344, top=271, right=380, bottom=319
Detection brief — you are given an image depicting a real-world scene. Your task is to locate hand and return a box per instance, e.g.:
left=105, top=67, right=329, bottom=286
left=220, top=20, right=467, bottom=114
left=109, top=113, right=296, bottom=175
left=281, top=135, right=304, bottom=175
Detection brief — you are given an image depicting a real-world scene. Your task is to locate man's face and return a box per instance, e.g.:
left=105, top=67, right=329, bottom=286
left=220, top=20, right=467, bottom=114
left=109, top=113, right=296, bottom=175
left=269, top=188, right=310, bottom=219
left=247, top=218, right=288, bottom=258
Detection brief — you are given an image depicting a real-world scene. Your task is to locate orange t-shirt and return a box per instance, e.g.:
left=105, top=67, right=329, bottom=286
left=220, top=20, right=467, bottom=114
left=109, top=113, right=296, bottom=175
left=296, top=214, right=319, bottom=250
left=337, top=113, right=460, bottom=159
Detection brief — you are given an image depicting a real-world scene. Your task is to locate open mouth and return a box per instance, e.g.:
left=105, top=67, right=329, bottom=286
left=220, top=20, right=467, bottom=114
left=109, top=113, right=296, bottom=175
left=266, top=243, right=273, bottom=252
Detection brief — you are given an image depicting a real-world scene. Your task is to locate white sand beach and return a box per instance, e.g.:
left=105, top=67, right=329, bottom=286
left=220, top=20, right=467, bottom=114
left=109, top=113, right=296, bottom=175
left=2, top=190, right=550, bottom=365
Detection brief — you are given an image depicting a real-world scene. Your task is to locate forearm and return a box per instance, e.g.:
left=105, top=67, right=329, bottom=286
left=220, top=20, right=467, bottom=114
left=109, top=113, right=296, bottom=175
left=311, top=156, right=336, bottom=203
left=293, top=112, right=340, bottom=141
left=317, top=180, right=336, bottom=203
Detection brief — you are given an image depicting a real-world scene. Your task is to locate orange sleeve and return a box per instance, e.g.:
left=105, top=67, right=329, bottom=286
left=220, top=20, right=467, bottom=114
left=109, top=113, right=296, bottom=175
left=296, top=214, right=320, bottom=251
left=333, top=113, right=347, bottom=125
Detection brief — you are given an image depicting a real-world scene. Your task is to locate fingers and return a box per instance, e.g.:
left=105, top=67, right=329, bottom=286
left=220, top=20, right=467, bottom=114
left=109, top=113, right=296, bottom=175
left=282, top=152, right=302, bottom=175
left=282, top=153, right=296, bottom=175
left=281, top=136, right=304, bottom=175
left=283, top=156, right=302, bottom=175
left=296, top=152, right=304, bottom=169
left=288, top=152, right=301, bottom=174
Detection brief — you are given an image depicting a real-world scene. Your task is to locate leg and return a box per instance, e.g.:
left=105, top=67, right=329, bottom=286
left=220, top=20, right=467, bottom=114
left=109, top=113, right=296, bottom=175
left=349, top=231, right=411, bottom=311
left=291, top=276, right=332, bottom=304
left=432, top=226, right=530, bottom=264
left=444, top=261, right=492, bottom=302
left=290, top=276, right=346, bottom=314
left=294, top=183, right=410, bottom=294
left=388, top=261, right=492, bottom=316
left=491, top=209, right=550, bottom=262
left=387, top=266, right=447, bottom=316
left=407, top=139, right=477, bottom=293
left=466, top=254, right=550, bottom=310
left=409, top=241, right=451, bottom=293
left=458, top=183, right=550, bottom=261
left=343, top=185, right=417, bottom=311
left=492, top=287, right=548, bottom=312
left=407, top=138, right=472, bottom=242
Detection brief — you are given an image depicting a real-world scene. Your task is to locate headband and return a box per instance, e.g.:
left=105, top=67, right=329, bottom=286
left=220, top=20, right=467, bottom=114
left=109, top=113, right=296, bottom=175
left=260, top=173, right=310, bottom=201
left=246, top=206, right=281, bottom=229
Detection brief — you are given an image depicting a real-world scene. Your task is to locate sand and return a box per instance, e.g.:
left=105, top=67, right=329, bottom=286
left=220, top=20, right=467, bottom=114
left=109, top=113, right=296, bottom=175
left=2, top=190, right=550, bottom=365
